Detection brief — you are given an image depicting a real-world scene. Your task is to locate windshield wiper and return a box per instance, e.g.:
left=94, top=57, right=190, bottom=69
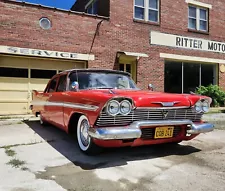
left=88, top=87, right=115, bottom=90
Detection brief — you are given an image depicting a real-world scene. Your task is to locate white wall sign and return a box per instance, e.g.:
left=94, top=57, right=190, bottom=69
left=151, top=31, right=225, bottom=54
left=0, top=45, right=95, bottom=61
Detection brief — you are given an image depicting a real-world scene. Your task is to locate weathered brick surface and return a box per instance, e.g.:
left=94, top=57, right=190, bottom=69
left=0, top=0, right=225, bottom=91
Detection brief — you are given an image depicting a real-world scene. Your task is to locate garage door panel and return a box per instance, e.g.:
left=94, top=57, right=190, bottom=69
left=0, top=103, right=28, bottom=115
left=0, top=91, right=28, bottom=100
left=0, top=55, right=86, bottom=115
left=30, top=79, right=49, bottom=92
left=0, top=77, right=29, bottom=91
left=0, top=56, right=29, bottom=68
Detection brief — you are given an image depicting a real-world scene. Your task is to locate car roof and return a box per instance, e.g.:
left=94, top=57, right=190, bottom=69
left=58, top=69, right=131, bottom=76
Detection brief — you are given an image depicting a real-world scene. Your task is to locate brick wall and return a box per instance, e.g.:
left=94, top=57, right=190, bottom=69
left=1, top=0, right=225, bottom=91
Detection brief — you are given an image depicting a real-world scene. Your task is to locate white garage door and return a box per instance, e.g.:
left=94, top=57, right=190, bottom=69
left=0, top=55, right=86, bottom=115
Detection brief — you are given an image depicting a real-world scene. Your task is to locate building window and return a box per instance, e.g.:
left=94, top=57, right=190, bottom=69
left=31, top=69, right=56, bottom=79
left=188, top=5, right=208, bottom=32
left=165, top=61, right=217, bottom=94
left=134, top=0, right=159, bottom=23
left=0, top=67, right=28, bottom=78
left=87, top=0, right=98, bottom=15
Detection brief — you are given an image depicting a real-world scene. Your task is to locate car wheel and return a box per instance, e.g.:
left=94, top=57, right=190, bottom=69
left=39, top=114, right=48, bottom=126
left=77, top=115, right=101, bottom=155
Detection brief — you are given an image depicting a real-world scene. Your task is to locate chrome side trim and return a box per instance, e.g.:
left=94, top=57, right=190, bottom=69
left=88, top=120, right=214, bottom=140
left=136, top=106, right=190, bottom=110
left=31, top=101, right=99, bottom=111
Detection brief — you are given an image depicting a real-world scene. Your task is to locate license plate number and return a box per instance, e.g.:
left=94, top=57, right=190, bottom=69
left=154, top=126, right=174, bottom=139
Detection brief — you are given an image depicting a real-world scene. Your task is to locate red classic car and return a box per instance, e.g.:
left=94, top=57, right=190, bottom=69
left=31, top=69, right=214, bottom=154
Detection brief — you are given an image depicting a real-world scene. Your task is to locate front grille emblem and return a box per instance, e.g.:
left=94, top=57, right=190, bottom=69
left=162, top=110, right=169, bottom=119
left=151, top=101, right=180, bottom=107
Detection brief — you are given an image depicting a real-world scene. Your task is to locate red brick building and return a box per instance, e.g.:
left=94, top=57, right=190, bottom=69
left=0, top=0, right=225, bottom=114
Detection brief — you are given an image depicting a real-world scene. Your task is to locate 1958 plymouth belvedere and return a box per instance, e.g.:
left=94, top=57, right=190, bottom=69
left=31, top=69, right=214, bottom=154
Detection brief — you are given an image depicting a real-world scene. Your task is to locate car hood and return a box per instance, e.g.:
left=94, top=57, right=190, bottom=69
left=77, top=89, right=204, bottom=108
left=108, top=89, right=195, bottom=107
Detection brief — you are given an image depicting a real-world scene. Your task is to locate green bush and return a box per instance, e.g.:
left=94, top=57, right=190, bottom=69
left=195, top=85, right=225, bottom=107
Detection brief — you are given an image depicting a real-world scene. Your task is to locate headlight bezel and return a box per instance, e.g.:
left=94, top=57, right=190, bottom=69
left=194, top=99, right=211, bottom=113
left=106, top=100, right=120, bottom=116
left=202, top=100, right=210, bottom=113
left=105, top=98, right=133, bottom=116
left=120, top=100, right=132, bottom=115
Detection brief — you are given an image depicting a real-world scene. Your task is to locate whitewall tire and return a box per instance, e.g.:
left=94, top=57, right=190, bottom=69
left=77, top=115, right=101, bottom=155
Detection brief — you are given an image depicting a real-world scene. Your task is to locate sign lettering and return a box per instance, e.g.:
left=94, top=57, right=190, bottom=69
left=0, top=45, right=95, bottom=61
left=151, top=31, right=225, bottom=54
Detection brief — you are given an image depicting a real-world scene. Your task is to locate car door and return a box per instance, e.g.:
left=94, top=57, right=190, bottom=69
left=48, top=74, right=67, bottom=129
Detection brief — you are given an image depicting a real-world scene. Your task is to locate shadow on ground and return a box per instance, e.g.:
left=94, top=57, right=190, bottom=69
left=25, top=120, right=201, bottom=170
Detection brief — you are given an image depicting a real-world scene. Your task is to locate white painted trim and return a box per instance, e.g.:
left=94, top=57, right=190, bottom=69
left=185, top=0, right=212, bottom=9
left=0, top=45, right=95, bottom=61
left=118, top=51, right=149, bottom=58
left=124, top=52, right=149, bottom=58
left=160, top=53, right=225, bottom=64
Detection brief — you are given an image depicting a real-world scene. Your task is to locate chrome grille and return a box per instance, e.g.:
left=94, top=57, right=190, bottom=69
left=141, top=126, right=182, bottom=139
left=95, top=108, right=203, bottom=127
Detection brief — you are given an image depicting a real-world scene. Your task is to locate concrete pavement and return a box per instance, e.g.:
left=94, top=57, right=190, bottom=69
left=0, top=121, right=225, bottom=191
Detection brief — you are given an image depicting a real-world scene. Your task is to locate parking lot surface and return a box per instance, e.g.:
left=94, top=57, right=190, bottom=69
left=0, top=121, right=225, bottom=191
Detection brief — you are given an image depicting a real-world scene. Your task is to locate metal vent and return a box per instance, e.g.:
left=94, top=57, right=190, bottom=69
left=39, top=17, right=51, bottom=30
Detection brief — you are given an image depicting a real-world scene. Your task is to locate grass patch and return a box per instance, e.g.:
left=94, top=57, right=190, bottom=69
left=7, top=159, right=26, bottom=168
left=5, top=149, right=16, bottom=157
left=21, top=167, right=29, bottom=171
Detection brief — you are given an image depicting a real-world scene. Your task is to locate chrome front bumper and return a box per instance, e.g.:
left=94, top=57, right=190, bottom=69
left=88, top=120, right=214, bottom=140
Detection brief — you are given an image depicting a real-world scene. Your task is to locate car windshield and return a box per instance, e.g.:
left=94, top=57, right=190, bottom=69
left=69, top=71, right=138, bottom=90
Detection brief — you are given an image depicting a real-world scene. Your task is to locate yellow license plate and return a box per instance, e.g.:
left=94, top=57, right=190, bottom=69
left=154, top=126, right=174, bottom=139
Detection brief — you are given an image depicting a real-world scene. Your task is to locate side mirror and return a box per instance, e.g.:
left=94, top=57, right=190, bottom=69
left=148, top=84, right=154, bottom=91
left=71, top=81, right=79, bottom=91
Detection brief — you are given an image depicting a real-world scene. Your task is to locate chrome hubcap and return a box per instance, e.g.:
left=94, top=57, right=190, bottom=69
left=80, top=119, right=90, bottom=146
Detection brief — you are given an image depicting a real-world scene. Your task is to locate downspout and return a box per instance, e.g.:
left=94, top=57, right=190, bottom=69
left=88, top=19, right=104, bottom=62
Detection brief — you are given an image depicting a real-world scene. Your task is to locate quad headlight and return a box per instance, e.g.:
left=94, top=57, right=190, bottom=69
left=120, top=100, right=132, bottom=115
left=202, top=100, right=210, bottom=112
left=106, top=99, right=132, bottom=116
left=194, top=100, right=210, bottom=113
left=106, top=100, right=120, bottom=116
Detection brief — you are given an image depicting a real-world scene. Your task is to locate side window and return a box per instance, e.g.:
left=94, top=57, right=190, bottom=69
left=47, top=78, right=58, bottom=93
left=56, top=75, right=67, bottom=92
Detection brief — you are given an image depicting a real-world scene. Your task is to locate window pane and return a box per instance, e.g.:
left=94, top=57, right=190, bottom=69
left=183, top=63, right=200, bottom=93
left=48, top=78, right=58, bottom=93
left=149, top=0, right=158, bottom=9
left=149, top=10, right=158, bottom=22
left=31, top=69, right=56, bottom=79
left=189, top=6, right=196, bottom=18
left=57, top=75, right=67, bottom=92
left=201, top=64, right=215, bottom=86
left=135, top=7, right=144, bottom=19
left=126, top=64, right=131, bottom=74
left=119, top=64, right=124, bottom=71
left=164, top=62, right=182, bottom=93
left=188, top=18, right=196, bottom=29
left=200, top=9, right=207, bottom=20
left=0, top=67, right=28, bottom=78
left=200, top=20, right=207, bottom=31
left=135, top=0, right=144, bottom=7
left=93, top=1, right=98, bottom=14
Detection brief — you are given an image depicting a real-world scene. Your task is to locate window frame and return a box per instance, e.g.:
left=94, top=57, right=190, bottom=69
left=188, top=5, right=209, bottom=32
left=134, top=0, right=160, bottom=23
